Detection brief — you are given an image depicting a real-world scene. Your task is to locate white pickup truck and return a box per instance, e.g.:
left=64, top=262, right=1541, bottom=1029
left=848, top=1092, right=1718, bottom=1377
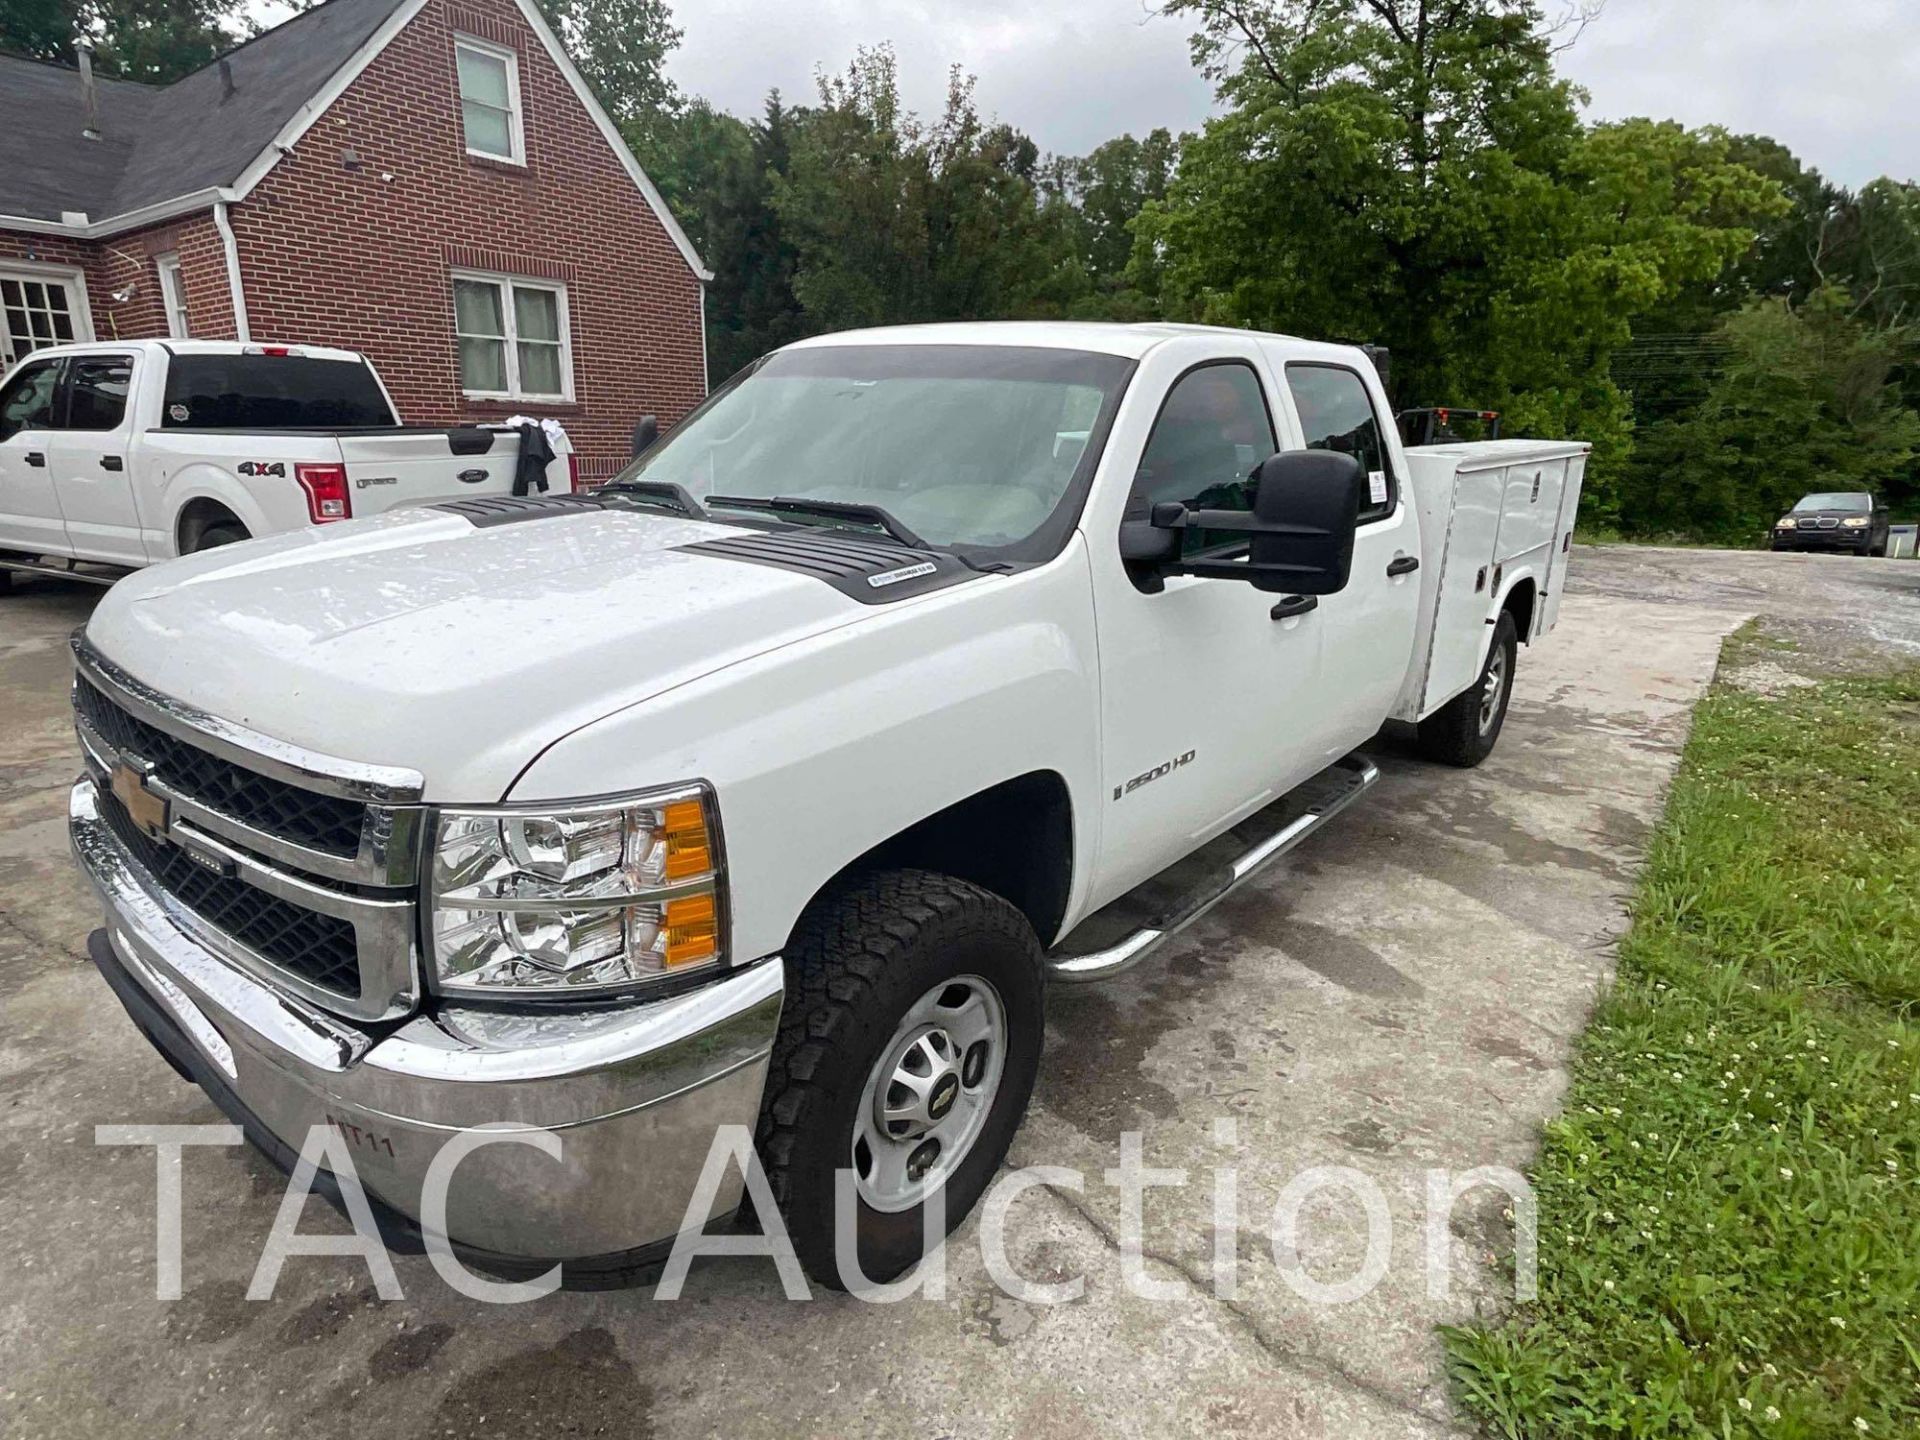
left=0, top=339, right=571, bottom=583
left=66, top=322, right=1585, bottom=1288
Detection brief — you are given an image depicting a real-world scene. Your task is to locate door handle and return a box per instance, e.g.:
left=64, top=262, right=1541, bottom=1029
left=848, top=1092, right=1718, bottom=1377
left=101, top=455, right=124, bottom=472
left=1270, top=594, right=1318, bottom=621
left=24, top=451, right=45, bottom=468
left=1386, top=555, right=1419, bottom=577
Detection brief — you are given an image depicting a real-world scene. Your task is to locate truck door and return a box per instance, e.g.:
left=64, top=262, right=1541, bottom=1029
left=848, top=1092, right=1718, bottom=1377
left=45, top=352, right=144, bottom=565
left=1277, top=361, right=1421, bottom=757
left=1092, top=356, right=1331, bottom=901
left=0, top=356, right=67, bottom=556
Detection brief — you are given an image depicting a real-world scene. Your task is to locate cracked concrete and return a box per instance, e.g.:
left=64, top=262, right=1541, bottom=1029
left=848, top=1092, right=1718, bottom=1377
left=3, top=548, right=1915, bottom=1438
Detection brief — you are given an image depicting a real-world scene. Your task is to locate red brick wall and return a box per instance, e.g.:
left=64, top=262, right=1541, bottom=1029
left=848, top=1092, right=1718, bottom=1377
left=1, top=215, right=232, bottom=353
left=227, top=0, right=707, bottom=479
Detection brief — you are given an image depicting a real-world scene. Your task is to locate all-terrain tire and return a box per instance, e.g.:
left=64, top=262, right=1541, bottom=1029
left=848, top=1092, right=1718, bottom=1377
left=1416, top=611, right=1518, bottom=768
left=756, top=869, right=1044, bottom=1290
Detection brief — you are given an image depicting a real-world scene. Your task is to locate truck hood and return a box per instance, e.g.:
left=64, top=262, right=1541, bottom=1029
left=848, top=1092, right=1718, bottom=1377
left=83, top=506, right=871, bottom=799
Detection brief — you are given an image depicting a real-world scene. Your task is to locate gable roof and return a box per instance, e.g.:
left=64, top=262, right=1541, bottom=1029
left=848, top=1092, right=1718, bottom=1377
left=0, top=0, right=708, bottom=280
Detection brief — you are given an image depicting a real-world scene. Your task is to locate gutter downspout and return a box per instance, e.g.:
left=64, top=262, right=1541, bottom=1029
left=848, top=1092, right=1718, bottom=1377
left=213, top=202, right=251, bottom=342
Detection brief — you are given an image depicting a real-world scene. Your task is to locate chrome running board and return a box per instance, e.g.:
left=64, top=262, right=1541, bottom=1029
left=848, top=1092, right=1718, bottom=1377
left=1045, top=754, right=1380, bottom=983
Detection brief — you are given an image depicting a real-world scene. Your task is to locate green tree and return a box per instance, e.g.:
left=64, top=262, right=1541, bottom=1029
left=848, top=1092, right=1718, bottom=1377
left=1136, top=2, right=1782, bottom=521
left=0, top=0, right=283, bottom=83
left=536, top=0, right=681, bottom=147
left=1625, top=288, right=1920, bottom=540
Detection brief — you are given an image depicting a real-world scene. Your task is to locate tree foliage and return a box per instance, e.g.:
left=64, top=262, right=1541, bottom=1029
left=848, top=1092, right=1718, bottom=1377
left=534, top=0, right=680, bottom=148
left=1624, top=289, right=1920, bottom=540
left=0, top=0, right=322, bottom=84
left=1132, top=0, right=1786, bottom=520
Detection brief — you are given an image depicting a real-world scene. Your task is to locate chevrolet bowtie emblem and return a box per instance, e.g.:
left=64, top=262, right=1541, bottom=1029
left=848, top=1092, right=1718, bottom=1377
left=109, top=763, right=170, bottom=840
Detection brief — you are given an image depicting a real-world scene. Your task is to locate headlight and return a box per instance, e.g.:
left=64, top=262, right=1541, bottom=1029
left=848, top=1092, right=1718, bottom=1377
left=1841, top=516, right=1870, bottom=528
left=1776, top=517, right=1798, bottom=529
left=426, top=785, right=725, bottom=998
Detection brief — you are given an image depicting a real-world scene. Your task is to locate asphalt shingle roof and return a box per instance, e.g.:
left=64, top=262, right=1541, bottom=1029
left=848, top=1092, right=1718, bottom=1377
left=0, top=0, right=409, bottom=226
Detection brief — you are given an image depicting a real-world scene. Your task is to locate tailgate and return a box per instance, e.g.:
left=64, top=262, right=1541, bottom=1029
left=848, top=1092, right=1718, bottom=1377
left=335, top=429, right=558, bottom=515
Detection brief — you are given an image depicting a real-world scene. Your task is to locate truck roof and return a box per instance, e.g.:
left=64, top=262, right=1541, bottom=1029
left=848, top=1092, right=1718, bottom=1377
left=12, top=338, right=370, bottom=365
left=783, top=320, right=1368, bottom=364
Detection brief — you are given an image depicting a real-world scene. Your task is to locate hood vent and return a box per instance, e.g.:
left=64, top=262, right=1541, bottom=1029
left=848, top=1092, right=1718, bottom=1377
left=679, top=531, right=977, bottom=605
left=432, top=495, right=605, bottom=528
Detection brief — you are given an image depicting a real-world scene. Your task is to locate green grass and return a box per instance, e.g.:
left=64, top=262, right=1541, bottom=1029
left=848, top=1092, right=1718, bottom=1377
left=1443, top=638, right=1920, bottom=1439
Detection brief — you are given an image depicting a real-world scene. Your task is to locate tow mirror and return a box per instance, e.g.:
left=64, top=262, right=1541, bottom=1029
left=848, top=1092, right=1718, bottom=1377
left=631, top=414, right=660, bottom=458
left=1123, top=450, right=1365, bottom=595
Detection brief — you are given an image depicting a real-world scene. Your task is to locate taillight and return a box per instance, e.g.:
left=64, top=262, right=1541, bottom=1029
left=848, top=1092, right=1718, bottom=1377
left=566, top=453, right=580, bottom=494
left=294, top=463, right=351, bottom=523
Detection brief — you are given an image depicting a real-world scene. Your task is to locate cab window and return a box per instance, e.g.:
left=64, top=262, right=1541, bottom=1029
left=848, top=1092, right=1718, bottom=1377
left=1127, top=362, right=1277, bottom=556
left=1286, top=363, right=1395, bottom=520
left=0, top=359, right=60, bottom=442
left=63, top=354, right=134, bottom=431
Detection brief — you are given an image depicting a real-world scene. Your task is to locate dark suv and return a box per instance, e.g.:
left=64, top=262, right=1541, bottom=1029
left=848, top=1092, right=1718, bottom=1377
left=1771, top=492, right=1892, bottom=556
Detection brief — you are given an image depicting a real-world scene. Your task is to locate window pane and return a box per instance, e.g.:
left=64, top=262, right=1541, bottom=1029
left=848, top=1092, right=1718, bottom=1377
left=460, top=336, right=508, bottom=393
left=513, top=286, right=559, bottom=342
left=52, top=310, right=74, bottom=341
left=0, top=280, right=19, bottom=307
left=462, top=100, right=513, bottom=157
left=518, top=341, right=562, bottom=395
left=1287, top=365, right=1391, bottom=516
left=65, top=355, right=133, bottom=430
left=457, top=47, right=511, bottom=107
left=453, top=279, right=504, bottom=337
left=0, top=361, right=60, bottom=440
left=1131, top=363, right=1275, bottom=555
left=163, top=355, right=397, bottom=428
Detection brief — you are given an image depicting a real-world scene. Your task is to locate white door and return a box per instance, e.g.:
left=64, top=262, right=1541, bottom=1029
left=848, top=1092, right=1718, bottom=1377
left=0, top=356, right=68, bottom=555
left=1093, top=355, right=1331, bottom=901
left=46, top=351, right=144, bottom=565
left=1275, top=361, right=1421, bottom=758
left=0, top=271, right=84, bottom=370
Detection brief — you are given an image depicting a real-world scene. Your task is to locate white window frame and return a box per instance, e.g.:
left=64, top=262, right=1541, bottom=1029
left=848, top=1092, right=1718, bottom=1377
left=155, top=253, right=190, bottom=339
left=451, top=270, right=573, bottom=402
left=0, top=261, right=94, bottom=371
left=454, top=34, right=525, bottom=166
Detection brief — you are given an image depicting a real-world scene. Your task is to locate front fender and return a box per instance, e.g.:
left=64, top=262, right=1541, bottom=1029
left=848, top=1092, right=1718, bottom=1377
left=509, top=541, right=1104, bottom=963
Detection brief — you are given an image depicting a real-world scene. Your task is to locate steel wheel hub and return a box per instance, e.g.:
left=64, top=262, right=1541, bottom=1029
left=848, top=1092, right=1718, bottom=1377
left=1479, top=645, right=1509, bottom=734
left=852, top=975, right=1006, bottom=1213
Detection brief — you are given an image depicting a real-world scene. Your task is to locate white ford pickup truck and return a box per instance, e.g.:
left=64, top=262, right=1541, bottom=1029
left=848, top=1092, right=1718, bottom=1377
left=67, top=322, right=1585, bottom=1288
left=0, top=339, right=571, bottom=584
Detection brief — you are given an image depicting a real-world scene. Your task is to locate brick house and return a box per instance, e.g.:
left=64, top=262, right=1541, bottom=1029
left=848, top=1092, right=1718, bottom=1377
left=0, top=0, right=711, bottom=480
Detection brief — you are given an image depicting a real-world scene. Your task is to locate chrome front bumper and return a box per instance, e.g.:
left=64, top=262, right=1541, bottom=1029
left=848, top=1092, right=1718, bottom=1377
left=70, top=778, right=784, bottom=1274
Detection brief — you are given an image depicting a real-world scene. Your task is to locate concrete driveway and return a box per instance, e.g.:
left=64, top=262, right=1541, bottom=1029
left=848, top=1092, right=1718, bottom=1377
left=2, top=548, right=1915, bottom=1438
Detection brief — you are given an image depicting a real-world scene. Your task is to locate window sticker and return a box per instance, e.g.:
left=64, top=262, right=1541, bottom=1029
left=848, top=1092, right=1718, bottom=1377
left=1369, top=470, right=1388, bottom=506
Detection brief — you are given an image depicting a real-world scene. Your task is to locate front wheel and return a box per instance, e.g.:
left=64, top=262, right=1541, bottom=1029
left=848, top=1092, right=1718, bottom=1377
left=1416, top=611, right=1518, bottom=768
left=756, top=870, right=1044, bottom=1289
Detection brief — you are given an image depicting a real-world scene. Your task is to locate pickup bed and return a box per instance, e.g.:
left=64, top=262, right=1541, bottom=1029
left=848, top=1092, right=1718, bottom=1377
left=0, top=339, right=571, bottom=581
left=66, top=321, right=1585, bottom=1289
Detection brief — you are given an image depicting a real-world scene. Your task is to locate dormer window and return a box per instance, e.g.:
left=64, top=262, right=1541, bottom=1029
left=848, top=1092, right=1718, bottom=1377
left=455, top=35, right=523, bottom=164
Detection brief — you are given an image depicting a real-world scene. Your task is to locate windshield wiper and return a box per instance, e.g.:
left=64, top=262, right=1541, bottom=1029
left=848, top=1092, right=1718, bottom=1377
left=596, top=479, right=709, bottom=519
left=707, top=495, right=929, bottom=549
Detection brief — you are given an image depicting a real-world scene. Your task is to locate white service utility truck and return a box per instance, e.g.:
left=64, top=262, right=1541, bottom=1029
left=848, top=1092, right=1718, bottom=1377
left=66, top=322, right=1585, bottom=1288
left=0, top=340, right=572, bottom=583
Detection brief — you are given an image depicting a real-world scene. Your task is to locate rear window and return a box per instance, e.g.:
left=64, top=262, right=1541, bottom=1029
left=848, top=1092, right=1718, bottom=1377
left=162, top=354, right=396, bottom=429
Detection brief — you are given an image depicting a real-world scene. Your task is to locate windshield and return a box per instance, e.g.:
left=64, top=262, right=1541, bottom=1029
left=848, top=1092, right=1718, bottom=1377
left=616, top=344, right=1133, bottom=556
left=1794, top=492, right=1872, bottom=512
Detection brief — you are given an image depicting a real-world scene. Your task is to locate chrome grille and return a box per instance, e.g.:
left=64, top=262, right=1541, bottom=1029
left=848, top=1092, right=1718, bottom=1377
left=71, top=636, right=425, bottom=1023
left=98, top=784, right=362, bottom=995
left=76, top=677, right=365, bottom=857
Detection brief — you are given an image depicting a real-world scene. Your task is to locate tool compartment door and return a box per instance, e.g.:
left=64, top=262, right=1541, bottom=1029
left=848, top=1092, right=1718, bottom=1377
left=1416, top=463, right=1506, bottom=717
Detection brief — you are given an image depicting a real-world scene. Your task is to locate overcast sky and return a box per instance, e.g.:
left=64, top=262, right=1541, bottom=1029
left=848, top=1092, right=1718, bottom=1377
left=657, top=0, right=1916, bottom=188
